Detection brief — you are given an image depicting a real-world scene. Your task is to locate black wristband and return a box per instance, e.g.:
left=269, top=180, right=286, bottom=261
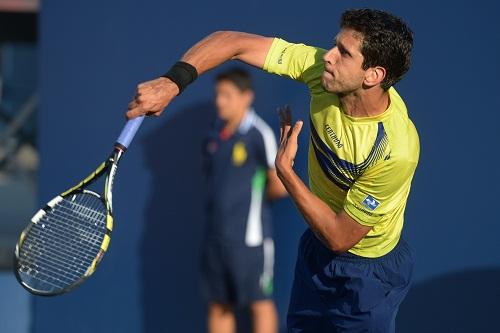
left=161, top=61, right=198, bottom=95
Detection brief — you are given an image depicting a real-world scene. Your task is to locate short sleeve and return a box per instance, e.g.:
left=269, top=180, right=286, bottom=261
left=263, top=38, right=327, bottom=93
left=343, top=158, right=417, bottom=226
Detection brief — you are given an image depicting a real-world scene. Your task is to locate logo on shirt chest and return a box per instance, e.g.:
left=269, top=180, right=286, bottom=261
left=324, top=124, right=343, bottom=149
left=232, top=141, right=247, bottom=166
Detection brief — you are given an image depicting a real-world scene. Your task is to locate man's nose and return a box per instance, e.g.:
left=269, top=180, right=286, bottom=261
left=323, top=49, right=336, bottom=66
left=323, top=51, right=331, bottom=64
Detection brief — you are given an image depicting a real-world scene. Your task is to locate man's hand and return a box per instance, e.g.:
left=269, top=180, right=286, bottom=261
left=126, top=77, right=179, bottom=119
left=275, top=105, right=303, bottom=177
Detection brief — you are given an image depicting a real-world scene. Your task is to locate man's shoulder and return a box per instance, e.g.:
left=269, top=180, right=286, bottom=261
left=264, top=37, right=327, bottom=91
left=385, top=88, right=420, bottom=162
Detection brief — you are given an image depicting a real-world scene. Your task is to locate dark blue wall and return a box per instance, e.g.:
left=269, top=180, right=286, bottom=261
left=35, top=0, right=500, bottom=332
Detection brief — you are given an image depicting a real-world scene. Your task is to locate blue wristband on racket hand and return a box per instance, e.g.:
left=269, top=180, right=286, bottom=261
left=161, top=61, right=198, bottom=94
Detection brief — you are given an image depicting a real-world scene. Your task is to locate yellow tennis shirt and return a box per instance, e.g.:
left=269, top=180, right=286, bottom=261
left=263, top=38, right=420, bottom=257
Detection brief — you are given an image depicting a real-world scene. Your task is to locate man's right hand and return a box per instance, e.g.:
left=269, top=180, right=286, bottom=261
left=126, top=77, right=179, bottom=119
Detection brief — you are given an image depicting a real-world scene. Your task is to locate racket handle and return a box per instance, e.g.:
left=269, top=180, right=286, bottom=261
left=116, top=116, right=144, bottom=149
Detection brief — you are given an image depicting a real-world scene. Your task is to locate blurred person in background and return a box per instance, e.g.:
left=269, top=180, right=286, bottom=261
left=201, top=68, right=287, bottom=333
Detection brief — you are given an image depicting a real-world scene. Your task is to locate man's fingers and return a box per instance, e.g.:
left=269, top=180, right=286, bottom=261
left=126, top=77, right=177, bottom=119
left=278, top=107, right=283, bottom=124
left=126, top=106, right=146, bottom=119
left=279, top=105, right=291, bottom=125
left=146, top=111, right=160, bottom=117
left=129, top=95, right=167, bottom=115
left=137, top=81, right=153, bottom=90
left=284, top=105, right=292, bottom=125
left=293, top=120, right=304, bottom=136
left=278, top=105, right=294, bottom=144
left=281, top=123, right=292, bottom=144
left=128, top=100, right=139, bottom=110
left=288, top=120, right=303, bottom=143
left=278, top=107, right=286, bottom=142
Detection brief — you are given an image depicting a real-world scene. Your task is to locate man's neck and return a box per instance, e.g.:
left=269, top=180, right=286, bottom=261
left=223, top=109, right=247, bottom=135
left=339, top=87, right=390, bottom=118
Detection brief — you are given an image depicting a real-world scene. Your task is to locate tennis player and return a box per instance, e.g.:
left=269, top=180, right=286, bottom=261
left=201, top=68, right=287, bottom=333
left=128, top=8, right=419, bottom=332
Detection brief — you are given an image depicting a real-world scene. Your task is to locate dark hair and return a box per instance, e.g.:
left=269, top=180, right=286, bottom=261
left=340, top=9, right=413, bottom=90
left=215, top=68, right=253, bottom=92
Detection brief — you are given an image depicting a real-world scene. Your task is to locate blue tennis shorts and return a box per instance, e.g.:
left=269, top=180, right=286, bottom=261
left=201, top=238, right=274, bottom=307
left=287, top=229, right=414, bottom=333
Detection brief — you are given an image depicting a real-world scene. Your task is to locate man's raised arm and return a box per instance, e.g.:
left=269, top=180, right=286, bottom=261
left=127, top=31, right=273, bottom=119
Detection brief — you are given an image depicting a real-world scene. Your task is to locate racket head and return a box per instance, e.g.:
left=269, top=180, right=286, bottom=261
left=14, top=189, right=113, bottom=296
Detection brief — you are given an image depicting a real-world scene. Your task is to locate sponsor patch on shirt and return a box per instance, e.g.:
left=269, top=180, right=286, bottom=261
left=362, top=195, right=380, bottom=211
left=232, top=141, right=247, bottom=166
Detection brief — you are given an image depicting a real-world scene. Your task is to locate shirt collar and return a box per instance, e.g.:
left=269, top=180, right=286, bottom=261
left=237, top=108, right=256, bottom=134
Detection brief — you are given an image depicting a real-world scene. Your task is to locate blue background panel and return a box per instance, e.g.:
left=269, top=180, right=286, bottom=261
left=26, top=0, right=500, bottom=332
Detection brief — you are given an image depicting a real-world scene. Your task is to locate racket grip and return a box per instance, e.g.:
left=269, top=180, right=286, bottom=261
left=116, top=116, right=144, bottom=149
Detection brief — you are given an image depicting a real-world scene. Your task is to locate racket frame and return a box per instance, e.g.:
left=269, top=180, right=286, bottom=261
left=13, top=147, right=124, bottom=296
left=14, top=116, right=143, bottom=295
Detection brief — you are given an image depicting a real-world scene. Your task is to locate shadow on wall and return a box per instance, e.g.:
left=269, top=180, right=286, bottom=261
left=397, top=268, right=500, bottom=332
left=140, top=102, right=214, bottom=332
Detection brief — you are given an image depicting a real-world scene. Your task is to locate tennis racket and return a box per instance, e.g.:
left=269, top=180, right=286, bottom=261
left=13, top=116, right=144, bottom=296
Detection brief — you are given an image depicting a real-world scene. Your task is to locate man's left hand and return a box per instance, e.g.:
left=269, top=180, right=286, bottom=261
left=275, top=105, right=303, bottom=177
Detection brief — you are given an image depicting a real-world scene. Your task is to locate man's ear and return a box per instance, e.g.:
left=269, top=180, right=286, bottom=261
left=364, top=66, right=386, bottom=88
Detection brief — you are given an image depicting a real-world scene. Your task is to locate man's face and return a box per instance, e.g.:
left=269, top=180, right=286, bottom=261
left=321, top=28, right=367, bottom=94
left=215, top=80, right=253, bottom=121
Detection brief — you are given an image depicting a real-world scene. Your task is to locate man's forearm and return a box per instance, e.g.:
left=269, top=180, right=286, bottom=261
left=126, top=31, right=273, bottom=119
left=276, top=167, right=344, bottom=251
left=180, top=31, right=273, bottom=74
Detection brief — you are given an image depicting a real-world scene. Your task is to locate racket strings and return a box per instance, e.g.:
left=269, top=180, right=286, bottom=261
left=20, top=228, right=102, bottom=283
left=36, top=206, right=105, bottom=244
left=19, top=198, right=105, bottom=287
left=32, top=216, right=104, bottom=262
left=19, top=243, right=90, bottom=287
left=17, top=192, right=108, bottom=292
left=21, top=227, right=100, bottom=271
left=61, top=200, right=107, bottom=222
left=19, top=246, right=82, bottom=283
